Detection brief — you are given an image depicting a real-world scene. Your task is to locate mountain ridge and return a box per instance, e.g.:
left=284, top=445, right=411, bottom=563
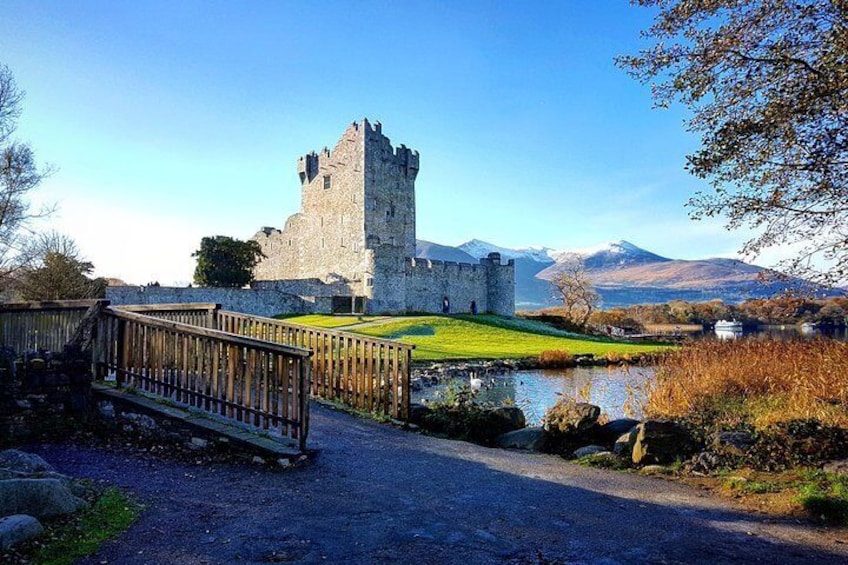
left=416, top=238, right=831, bottom=309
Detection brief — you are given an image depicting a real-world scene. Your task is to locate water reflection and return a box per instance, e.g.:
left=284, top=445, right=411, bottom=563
left=413, top=365, right=654, bottom=426
left=704, top=325, right=847, bottom=341
left=714, top=329, right=743, bottom=340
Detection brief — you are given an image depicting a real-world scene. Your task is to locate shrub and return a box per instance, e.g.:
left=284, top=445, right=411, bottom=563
left=538, top=350, right=575, bottom=368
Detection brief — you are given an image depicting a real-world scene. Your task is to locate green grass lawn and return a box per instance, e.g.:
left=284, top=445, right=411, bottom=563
left=275, top=314, right=378, bottom=328
left=284, top=314, right=668, bottom=360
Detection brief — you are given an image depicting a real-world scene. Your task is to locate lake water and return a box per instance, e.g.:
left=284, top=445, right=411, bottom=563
left=413, top=365, right=654, bottom=426
left=712, top=325, right=848, bottom=341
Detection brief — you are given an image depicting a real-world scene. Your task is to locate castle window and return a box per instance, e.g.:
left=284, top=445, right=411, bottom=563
left=321, top=237, right=325, bottom=248
left=367, top=278, right=374, bottom=287
left=323, top=175, right=331, bottom=189
left=390, top=204, right=396, bottom=217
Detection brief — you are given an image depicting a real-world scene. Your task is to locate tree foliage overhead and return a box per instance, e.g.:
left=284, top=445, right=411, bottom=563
left=549, top=253, right=600, bottom=326
left=192, top=235, right=264, bottom=288
left=0, top=63, right=51, bottom=292
left=618, top=1, right=848, bottom=286
left=17, top=232, right=106, bottom=301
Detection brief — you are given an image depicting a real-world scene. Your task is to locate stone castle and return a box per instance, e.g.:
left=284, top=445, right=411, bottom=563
left=107, top=119, right=514, bottom=317
left=251, top=119, right=515, bottom=316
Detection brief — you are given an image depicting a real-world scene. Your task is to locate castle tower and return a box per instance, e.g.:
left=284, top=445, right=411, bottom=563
left=252, top=119, right=419, bottom=297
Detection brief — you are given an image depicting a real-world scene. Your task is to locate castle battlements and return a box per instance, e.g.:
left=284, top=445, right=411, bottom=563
left=253, top=120, right=514, bottom=316
left=407, top=257, right=482, bottom=273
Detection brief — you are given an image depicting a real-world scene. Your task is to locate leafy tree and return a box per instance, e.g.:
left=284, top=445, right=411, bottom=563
left=618, top=1, right=848, bottom=286
left=17, top=233, right=106, bottom=300
left=549, top=253, right=600, bottom=326
left=192, top=235, right=264, bottom=287
left=0, top=64, right=52, bottom=293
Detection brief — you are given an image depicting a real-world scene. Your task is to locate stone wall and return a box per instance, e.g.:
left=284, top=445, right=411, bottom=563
left=404, top=258, right=489, bottom=314
left=367, top=249, right=516, bottom=316
left=106, top=286, right=318, bottom=318
left=0, top=354, right=91, bottom=446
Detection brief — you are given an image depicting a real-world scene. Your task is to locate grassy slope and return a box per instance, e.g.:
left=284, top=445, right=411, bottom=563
left=274, top=314, right=378, bottom=328
left=285, top=314, right=668, bottom=360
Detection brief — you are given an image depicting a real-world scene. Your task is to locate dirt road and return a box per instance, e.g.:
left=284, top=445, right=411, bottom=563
left=31, top=403, right=848, bottom=564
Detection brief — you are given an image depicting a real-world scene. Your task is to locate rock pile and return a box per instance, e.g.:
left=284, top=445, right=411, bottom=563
left=0, top=449, right=87, bottom=550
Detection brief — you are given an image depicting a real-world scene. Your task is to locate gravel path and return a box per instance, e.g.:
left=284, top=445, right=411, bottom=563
left=30, top=403, right=848, bottom=564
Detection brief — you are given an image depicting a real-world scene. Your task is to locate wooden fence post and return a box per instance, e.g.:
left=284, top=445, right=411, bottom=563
left=115, top=318, right=126, bottom=388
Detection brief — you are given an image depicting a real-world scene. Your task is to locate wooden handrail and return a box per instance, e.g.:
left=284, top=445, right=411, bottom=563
left=116, top=303, right=220, bottom=313
left=220, top=311, right=416, bottom=350
left=104, top=308, right=312, bottom=358
left=0, top=299, right=107, bottom=312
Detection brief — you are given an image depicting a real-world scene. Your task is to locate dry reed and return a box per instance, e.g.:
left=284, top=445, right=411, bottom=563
left=645, top=338, right=848, bottom=428
left=538, top=350, right=576, bottom=368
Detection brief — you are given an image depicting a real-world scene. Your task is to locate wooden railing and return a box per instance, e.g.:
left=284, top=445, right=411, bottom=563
left=116, top=303, right=218, bottom=329
left=95, top=308, right=311, bottom=449
left=216, top=311, right=413, bottom=421
left=111, top=304, right=414, bottom=421
left=0, top=300, right=102, bottom=353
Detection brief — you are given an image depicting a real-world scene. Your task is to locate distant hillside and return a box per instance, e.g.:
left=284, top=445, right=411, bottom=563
left=415, top=240, right=477, bottom=263
left=423, top=239, right=833, bottom=310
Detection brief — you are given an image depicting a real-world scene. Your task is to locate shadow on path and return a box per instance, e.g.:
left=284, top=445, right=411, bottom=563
left=29, top=402, right=848, bottom=564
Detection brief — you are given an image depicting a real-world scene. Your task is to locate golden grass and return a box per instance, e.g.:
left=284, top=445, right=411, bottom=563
left=645, top=338, right=848, bottom=428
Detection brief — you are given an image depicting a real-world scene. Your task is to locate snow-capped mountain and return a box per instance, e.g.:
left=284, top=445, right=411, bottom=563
left=562, top=240, right=671, bottom=270
left=415, top=240, right=477, bottom=263
left=458, top=239, right=558, bottom=263
left=416, top=238, right=836, bottom=310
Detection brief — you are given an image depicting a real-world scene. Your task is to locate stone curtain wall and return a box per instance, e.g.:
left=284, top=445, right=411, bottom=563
left=404, top=258, right=490, bottom=314
left=368, top=250, right=516, bottom=315
left=106, top=286, right=317, bottom=318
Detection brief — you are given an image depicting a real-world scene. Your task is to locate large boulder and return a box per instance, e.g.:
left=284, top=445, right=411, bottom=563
left=0, top=479, right=87, bottom=519
left=613, top=429, right=638, bottom=458
left=408, top=403, right=432, bottom=427
left=596, top=419, right=640, bottom=445
left=711, top=431, right=756, bottom=456
left=0, top=514, right=44, bottom=550
left=543, top=400, right=600, bottom=436
left=496, top=427, right=547, bottom=451
left=472, top=406, right=526, bottom=443
left=631, top=420, right=694, bottom=465
left=823, top=459, right=848, bottom=477
left=0, top=450, right=55, bottom=474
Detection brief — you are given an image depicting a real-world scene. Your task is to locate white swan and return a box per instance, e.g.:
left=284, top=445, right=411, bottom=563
left=469, top=372, right=484, bottom=391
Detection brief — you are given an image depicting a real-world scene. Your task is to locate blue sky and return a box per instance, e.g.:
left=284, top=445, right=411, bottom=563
left=1, top=1, right=773, bottom=285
